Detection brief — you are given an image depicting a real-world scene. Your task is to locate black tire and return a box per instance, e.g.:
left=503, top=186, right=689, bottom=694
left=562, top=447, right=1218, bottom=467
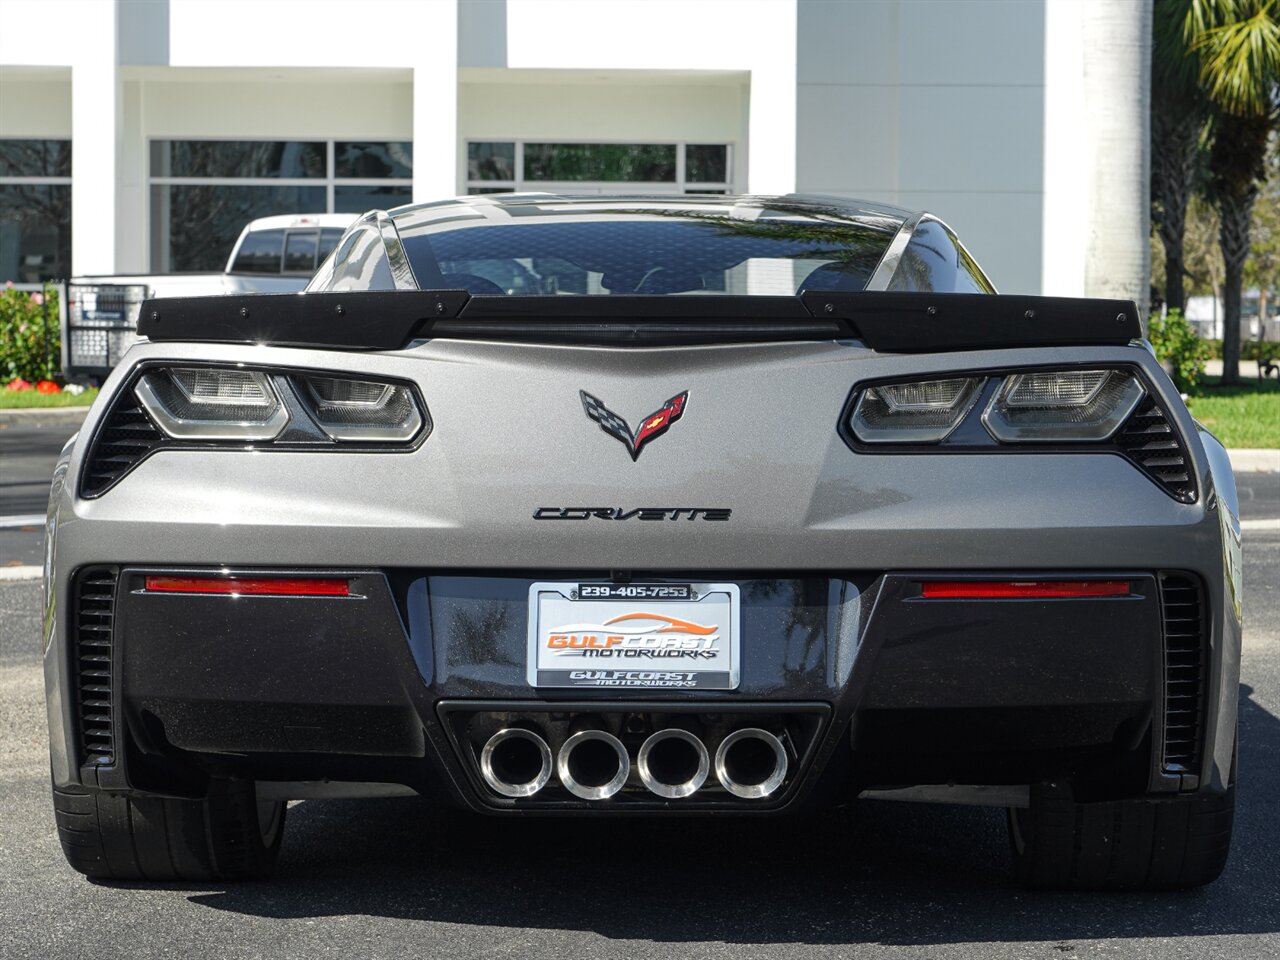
left=52, top=779, right=285, bottom=881
left=1007, top=781, right=1235, bottom=891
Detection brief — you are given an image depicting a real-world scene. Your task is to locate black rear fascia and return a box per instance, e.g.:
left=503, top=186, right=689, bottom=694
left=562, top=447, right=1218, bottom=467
left=137, top=290, right=1141, bottom=351
left=105, top=566, right=1169, bottom=807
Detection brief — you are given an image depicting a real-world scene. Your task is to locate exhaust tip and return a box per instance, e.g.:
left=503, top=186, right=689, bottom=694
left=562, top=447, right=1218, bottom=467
left=638, top=729, right=710, bottom=799
left=557, top=730, right=630, bottom=800
left=480, top=728, right=553, bottom=798
left=715, top=728, right=788, bottom=799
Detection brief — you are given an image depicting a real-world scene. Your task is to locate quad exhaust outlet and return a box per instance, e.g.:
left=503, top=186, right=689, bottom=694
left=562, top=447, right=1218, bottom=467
left=715, top=728, right=789, bottom=799
left=471, top=715, right=796, bottom=802
left=557, top=728, right=631, bottom=800
left=637, top=728, right=710, bottom=799
left=479, top=727, right=553, bottom=798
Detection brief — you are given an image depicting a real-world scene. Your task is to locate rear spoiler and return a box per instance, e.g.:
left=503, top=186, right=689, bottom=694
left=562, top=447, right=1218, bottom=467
left=136, top=290, right=1142, bottom=353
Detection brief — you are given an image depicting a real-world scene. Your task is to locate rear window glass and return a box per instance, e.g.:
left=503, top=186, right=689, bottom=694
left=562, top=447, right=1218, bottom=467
left=230, top=228, right=284, bottom=274
left=283, top=230, right=319, bottom=274
left=398, top=214, right=898, bottom=296
left=318, top=227, right=345, bottom=262
left=887, top=218, right=995, bottom=294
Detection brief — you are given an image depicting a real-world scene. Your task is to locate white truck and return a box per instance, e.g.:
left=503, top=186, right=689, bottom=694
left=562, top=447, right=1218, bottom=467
left=64, top=213, right=358, bottom=380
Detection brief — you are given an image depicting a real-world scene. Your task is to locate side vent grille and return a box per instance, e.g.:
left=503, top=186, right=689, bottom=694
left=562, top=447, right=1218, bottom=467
left=75, top=567, right=118, bottom=766
left=81, top=395, right=165, bottom=498
left=1159, top=573, right=1206, bottom=776
left=1115, top=397, right=1197, bottom=503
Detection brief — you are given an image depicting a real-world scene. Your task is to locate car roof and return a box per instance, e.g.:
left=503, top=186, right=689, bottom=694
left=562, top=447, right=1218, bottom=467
left=387, top=193, right=915, bottom=234
left=241, top=213, right=361, bottom=232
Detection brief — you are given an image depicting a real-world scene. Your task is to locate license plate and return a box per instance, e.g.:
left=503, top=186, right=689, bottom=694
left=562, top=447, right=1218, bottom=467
left=527, top=582, right=740, bottom=690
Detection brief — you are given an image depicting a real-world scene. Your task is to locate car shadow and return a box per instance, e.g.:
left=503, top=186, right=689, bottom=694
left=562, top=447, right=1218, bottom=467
left=180, top=683, right=1279, bottom=947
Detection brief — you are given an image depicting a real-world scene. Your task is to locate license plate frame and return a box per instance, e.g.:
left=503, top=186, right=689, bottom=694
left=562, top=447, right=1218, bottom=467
left=527, top=581, right=741, bottom=690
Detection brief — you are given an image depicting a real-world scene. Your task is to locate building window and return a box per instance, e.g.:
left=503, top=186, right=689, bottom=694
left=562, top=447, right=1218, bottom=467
left=0, top=139, right=72, bottom=282
left=465, top=142, right=732, bottom=195
left=149, top=139, right=413, bottom=271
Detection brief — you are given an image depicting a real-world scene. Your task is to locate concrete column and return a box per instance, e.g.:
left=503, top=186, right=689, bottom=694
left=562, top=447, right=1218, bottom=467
left=70, top=1, right=121, bottom=275
left=117, top=0, right=168, bottom=272
left=412, top=1, right=460, bottom=203
left=745, top=3, right=797, bottom=195
left=116, top=79, right=147, bottom=273
left=1041, top=0, right=1087, bottom=298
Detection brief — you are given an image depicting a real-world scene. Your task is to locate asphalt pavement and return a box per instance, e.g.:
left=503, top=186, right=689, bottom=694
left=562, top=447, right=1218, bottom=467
left=1, top=414, right=1279, bottom=958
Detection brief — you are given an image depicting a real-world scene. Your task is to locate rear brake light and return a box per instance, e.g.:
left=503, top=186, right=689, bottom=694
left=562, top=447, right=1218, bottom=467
left=850, top=377, right=985, bottom=443
left=294, top=374, right=424, bottom=441
left=982, top=369, right=1145, bottom=442
left=134, top=368, right=288, bottom=441
left=920, top=580, right=1131, bottom=599
left=144, top=576, right=350, bottom=596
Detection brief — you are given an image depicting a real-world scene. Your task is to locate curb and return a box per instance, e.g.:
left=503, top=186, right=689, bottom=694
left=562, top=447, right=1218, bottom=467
left=1228, top=449, right=1280, bottom=474
left=0, top=406, right=90, bottom=427
left=0, top=515, right=44, bottom=529
left=0, top=566, right=42, bottom=581
left=1243, top=519, right=1280, bottom=531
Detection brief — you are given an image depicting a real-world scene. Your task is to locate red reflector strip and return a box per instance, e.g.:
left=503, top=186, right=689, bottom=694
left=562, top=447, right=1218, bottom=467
left=920, top=580, right=1131, bottom=599
left=144, top=576, right=350, bottom=597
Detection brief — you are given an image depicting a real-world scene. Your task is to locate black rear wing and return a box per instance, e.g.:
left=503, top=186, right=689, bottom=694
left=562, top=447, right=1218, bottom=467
left=136, top=290, right=1142, bottom=353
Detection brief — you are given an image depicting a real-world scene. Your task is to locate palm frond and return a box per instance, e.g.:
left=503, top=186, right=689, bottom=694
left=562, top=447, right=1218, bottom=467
left=1155, top=0, right=1204, bottom=98
left=1190, top=0, right=1280, bottom=116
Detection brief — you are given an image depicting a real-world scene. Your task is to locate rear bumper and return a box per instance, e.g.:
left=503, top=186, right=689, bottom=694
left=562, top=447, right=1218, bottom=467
left=49, top=565, right=1223, bottom=812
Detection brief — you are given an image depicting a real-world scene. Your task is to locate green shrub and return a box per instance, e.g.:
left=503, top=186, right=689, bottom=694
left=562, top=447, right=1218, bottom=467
left=1148, top=309, right=1210, bottom=392
left=1201, top=339, right=1280, bottom=362
left=1244, top=339, right=1279, bottom=364
left=0, top=282, right=60, bottom=382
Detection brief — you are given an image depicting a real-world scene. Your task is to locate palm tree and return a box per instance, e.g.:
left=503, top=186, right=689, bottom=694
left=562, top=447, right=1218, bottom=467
left=1083, top=1, right=1154, bottom=322
left=1190, top=0, right=1280, bottom=382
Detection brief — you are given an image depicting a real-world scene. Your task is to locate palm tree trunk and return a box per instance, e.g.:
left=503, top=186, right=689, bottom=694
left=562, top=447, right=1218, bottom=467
left=1151, top=108, right=1200, bottom=313
left=1083, top=0, right=1153, bottom=326
left=1210, top=112, right=1269, bottom=385
left=1219, top=191, right=1255, bottom=383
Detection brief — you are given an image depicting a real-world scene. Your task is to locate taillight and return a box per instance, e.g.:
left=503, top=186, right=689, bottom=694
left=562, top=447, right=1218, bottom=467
left=129, top=364, right=426, bottom=445
left=841, top=366, right=1193, bottom=501
left=81, top=363, right=429, bottom=497
left=294, top=374, right=423, bottom=441
left=849, top=376, right=984, bottom=443
left=982, top=369, right=1145, bottom=442
left=134, top=367, right=288, bottom=440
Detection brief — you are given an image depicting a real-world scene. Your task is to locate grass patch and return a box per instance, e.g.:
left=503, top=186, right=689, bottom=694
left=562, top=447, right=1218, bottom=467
left=0, top=387, right=98, bottom=409
left=1186, top=377, right=1280, bottom=449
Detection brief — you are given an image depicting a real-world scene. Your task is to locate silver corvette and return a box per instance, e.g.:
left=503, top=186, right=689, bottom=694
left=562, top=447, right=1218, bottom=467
left=43, top=194, right=1242, bottom=889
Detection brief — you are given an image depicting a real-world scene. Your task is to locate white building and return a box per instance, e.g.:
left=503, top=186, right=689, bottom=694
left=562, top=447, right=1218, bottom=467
left=0, top=0, right=1124, bottom=296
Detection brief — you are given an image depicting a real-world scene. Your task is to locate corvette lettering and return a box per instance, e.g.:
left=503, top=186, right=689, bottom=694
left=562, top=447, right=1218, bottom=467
left=533, top=507, right=731, bottom=521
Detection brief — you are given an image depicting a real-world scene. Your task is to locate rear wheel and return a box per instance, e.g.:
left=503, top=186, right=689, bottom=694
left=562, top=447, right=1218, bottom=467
left=1007, top=780, right=1234, bottom=890
left=52, top=779, right=285, bottom=881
